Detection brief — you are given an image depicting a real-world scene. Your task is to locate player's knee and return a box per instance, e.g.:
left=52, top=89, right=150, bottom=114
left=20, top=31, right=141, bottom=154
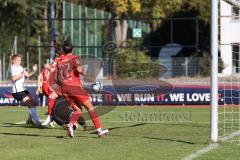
left=74, top=109, right=81, bottom=115
left=84, top=104, right=94, bottom=111
left=82, top=100, right=94, bottom=111
left=71, top=104, right=81, bottom=112
left=49, top=92, right=58, bottom=99
left=22, top=96, right=30, bottom=102
left=76, top=110, right=81, bottom=114
left=87, top=107, right=94, bottom=112
left=22, top=96, right=38, bottom=108
left=49, top=94, right=55, bottom=99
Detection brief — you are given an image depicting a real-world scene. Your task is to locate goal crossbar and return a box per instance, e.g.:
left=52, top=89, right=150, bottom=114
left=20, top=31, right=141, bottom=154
left=224, top=0, right=240, bottom=8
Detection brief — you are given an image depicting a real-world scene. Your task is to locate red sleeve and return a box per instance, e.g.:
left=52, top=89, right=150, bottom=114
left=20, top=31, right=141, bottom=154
left=74, top=55, right=80, bottom=66
left=41, top=68, right=45, bottom=76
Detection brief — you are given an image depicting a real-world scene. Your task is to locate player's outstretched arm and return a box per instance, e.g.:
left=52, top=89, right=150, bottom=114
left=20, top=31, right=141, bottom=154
left=25, top=64, right=37, bottom=77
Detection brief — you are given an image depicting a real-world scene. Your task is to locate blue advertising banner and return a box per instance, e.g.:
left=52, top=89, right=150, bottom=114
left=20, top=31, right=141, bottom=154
left=0, top=85, right=238, bottom=106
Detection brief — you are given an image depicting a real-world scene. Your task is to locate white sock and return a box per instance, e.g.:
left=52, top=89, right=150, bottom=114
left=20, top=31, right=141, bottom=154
left=47, top=115, right=51, bottom=120
left=97, top=128, right=102, bottom=132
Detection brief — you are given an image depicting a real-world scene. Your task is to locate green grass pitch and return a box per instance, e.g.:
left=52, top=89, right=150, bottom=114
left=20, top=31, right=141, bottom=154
left=0, top=106, right=240, bottom=160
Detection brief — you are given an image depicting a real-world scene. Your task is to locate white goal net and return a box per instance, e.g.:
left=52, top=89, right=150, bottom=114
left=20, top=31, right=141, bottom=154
left=217, top=0, right=240, bottom=143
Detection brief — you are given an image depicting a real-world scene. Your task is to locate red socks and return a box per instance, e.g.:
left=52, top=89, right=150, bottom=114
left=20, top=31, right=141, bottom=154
left=89, top=109, right=101, bottom=129
left=48, top=98, right=55, bottom=115
left=70, top=111, right=81, bottom=125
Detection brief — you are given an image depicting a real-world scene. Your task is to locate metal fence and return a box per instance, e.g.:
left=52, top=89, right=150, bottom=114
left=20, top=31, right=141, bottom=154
left=23, top=17, right=199, bottom=80
left=160, top=57, right=201, bottom=78
left=0, top=1, right=201, bottom=81
left=105, top=57, right=201, bottom=78
left=0, top=55, right=202, bottom=81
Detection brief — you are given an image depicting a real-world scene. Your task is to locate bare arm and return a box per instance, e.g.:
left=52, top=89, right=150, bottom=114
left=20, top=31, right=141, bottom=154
left=25, top=64, right=37, bottom=78
left=36, top=73, right=43, bottom=95
left=25, top=70, right=37, bottom=77
left=37, top=73, right=43, bottom=88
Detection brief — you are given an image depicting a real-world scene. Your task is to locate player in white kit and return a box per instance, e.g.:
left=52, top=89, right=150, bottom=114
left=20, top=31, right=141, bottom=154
left=10, top=54, right=41, bottom=127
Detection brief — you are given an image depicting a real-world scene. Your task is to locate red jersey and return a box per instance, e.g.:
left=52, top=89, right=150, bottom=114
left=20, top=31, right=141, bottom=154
left=56, top=54, right=80, bottom=85
left=52, top=55, right=62, bottom=68
left=41, top=67, right=51, bottom=96
left=41, top=68, right=50, bottom=84
left=42, top=56, right=58, bottom=84
left=48, top=56, right=62, bottom=93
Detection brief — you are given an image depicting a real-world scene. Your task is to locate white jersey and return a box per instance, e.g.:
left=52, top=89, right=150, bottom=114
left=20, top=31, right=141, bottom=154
left=10, top=64, right=26, bottom=93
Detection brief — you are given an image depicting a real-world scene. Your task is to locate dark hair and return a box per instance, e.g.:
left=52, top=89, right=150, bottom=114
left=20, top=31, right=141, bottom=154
left=54, top=40, right=62, bottom=55
left=62, top=39, right=73, bottom=54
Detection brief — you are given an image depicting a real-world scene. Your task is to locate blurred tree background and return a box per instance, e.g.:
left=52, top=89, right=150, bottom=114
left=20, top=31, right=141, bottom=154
left=0, top=0, right=63, bottom=67
left=0, top=0, right=213, bottom=77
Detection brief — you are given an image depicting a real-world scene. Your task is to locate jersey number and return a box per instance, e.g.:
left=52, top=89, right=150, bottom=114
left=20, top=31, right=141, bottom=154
left=59, top=63, right=71, bottom=80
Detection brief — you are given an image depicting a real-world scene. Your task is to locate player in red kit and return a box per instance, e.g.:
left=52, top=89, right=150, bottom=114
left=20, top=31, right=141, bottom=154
left=56, top=39, right=108, bottom=138
left=42, top=42, right=87, bottom=130
left=41, top=43, right=64, bottom=126
left=41, top=66, right=51, bottom=96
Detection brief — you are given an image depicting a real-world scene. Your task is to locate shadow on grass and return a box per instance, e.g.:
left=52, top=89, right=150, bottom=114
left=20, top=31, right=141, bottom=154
left=2, top=123, right=56, bottom=129
left=89, top=123, right=147, bottom=134
left=143, top=136, right=195, bottom=144
left=144, top=122, right=209, bottom=129
left=0, top=132, right=101, bottom=139
left=0, top=132, right=66, bottom=139
left=2, top=123, right=26, bottom=128
left=164, top=123, right=209, bottom=129
left=109, top=134, right=195, bottom=145
left=1, top=123, right=201, bottom=144
left=95, top=122, right=196, bottom=145
left=109, top=123, right=147, bottom=130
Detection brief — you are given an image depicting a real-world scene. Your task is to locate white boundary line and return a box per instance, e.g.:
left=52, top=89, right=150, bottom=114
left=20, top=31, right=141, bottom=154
left=182, top=144, right=219, bottom=160
left=182, top=130, right=240, bottom=160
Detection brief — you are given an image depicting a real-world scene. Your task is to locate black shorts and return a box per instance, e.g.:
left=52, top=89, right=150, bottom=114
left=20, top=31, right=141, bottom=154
left=53, top=97, right=84, bottom=126
left=12, top=90, right=29, bottom=101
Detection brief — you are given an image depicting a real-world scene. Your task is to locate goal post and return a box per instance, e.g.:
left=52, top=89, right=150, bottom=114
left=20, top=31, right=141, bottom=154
left=211, top=0, right=219, bottom=143
left=211, top=0, right=240, bottom=143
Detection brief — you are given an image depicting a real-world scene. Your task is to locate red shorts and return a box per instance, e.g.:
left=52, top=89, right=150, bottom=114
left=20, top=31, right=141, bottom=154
left=42, top=83, right=51, bottom=96
left=61, top=81, right=89, bottom=107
